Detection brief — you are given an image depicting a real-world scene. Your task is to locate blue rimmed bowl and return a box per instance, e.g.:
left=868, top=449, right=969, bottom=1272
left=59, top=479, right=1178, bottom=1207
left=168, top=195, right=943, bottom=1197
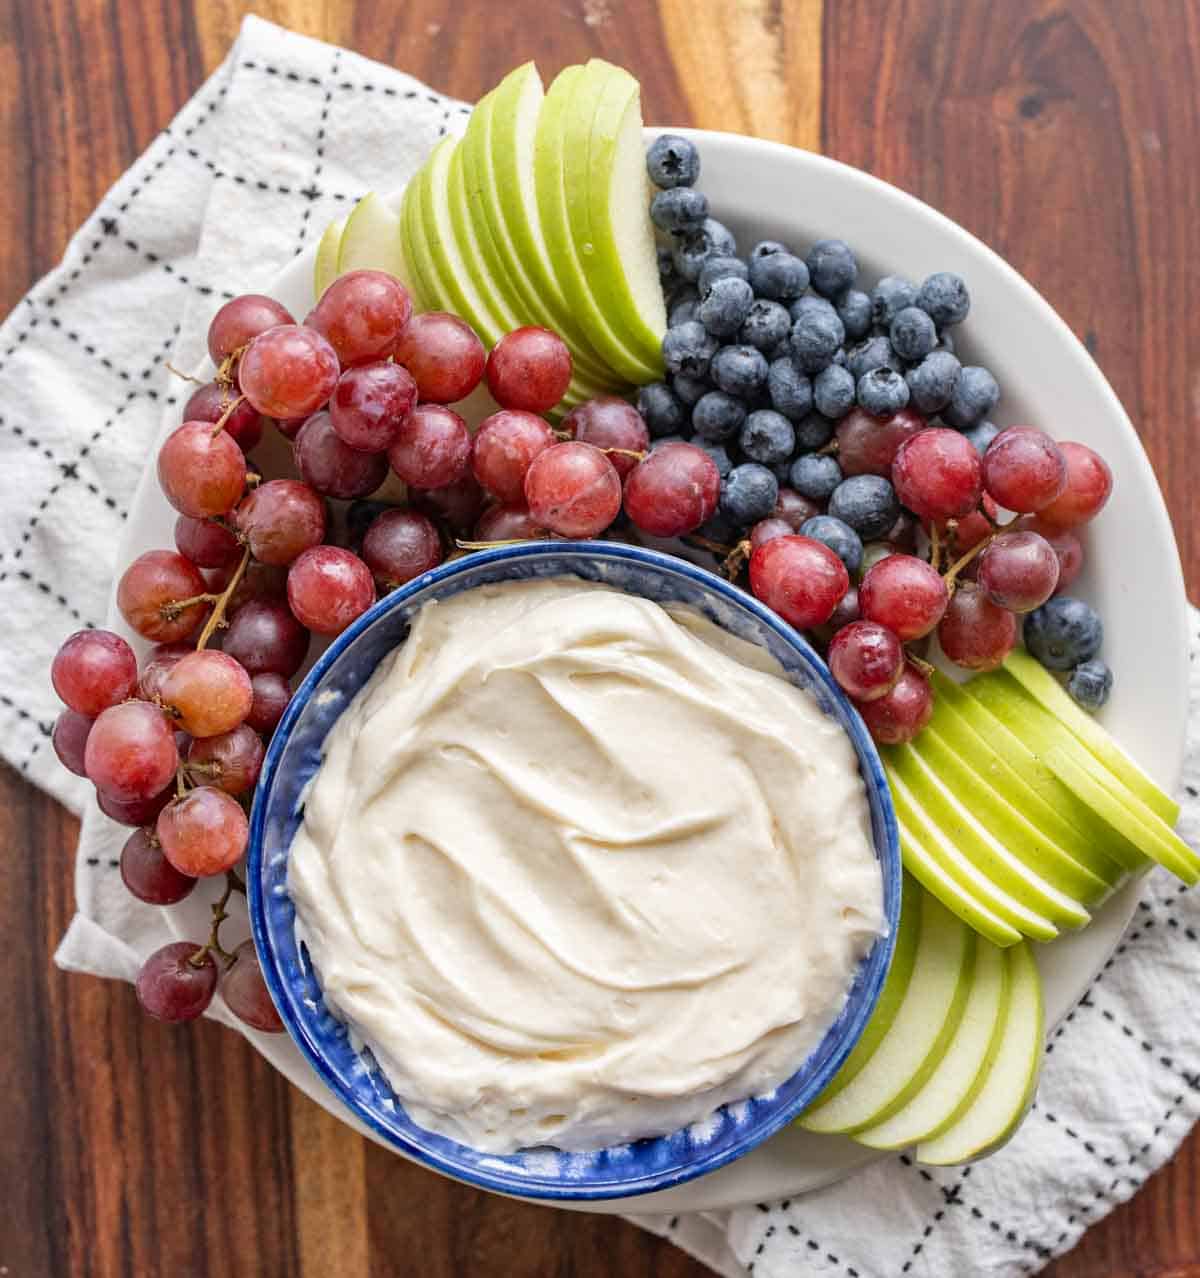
left=247, top=541, right=901, bottom=1201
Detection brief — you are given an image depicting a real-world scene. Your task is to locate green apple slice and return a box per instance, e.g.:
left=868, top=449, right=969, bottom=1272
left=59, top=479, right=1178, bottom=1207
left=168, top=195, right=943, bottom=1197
left=561, top=59, right=666, bottom=371
left=854, top=936, right=1010, bottom=1150
left=336, top=192, right=406, bottom=281
left=889, top=744, right=1091, bottom=930
left=314, top=214, right=347, bottom=301
left=937, top=672, right=1147, bottom=874
left=887, top=758, right=1060, bottom=943
left=1001, top=651, right=1179, bottom=826
left=400, top=176, right=439, bottom=313
left=912, top=725, right=1110, bottom=906
left=800, top=892, right=976, bottom=1134
left=917, top=938, right=1044, bottom=1165
left=808, top=874, right=924, bottom=1109
left=535, top=65, right=662, bottom=385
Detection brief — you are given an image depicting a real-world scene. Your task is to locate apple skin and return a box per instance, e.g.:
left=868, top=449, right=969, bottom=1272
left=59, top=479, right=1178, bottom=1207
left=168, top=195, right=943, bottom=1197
left=314, top=214, right=347, bottom=302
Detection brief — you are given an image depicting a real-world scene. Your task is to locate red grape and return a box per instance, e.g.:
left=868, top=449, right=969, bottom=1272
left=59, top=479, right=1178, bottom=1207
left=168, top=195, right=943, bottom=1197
left=524, top=442, right=621, bottom=538
left=836, top=407, right=925, bottom=477
left=160, top=650, right=253, bottom=738
left=931, top=505, right=993, bottom=557
left=187, top=724, right=264, bottom=795
left=238, top=325, right=339, bottom=419
left=329, top=361, right=417, bottom=453
left=157, top=785, right=249, bottom=877
left=886, top=512, right=919, bottom=552
left=136, top=941, right=218, bottom=1023
left=409, top=473, right=487, bottom=536
left=981, top=426, right=1068, bottom=513
left=1035, top=441, right=1112, bottom=528
left=234, top=478, right=326, bottom=566
left=209, top=562, right=289, bottom=618
left=472, top=410, right=557, bottom=503
left=361, top=510, right=442, bottom=587
left=749, top=534, right=849, bottom=629
left=393, top=311, right=485, bottom=404
left=976, top=530, right=1059, bottom=612
left=937, top=583, right=1018, bottom=670
left=97, top=784, right=173, bottom=827
left=287, top=546, right=376, bottom=635
left=246, top=672, right=291, bottom=735
left=1013, top=515, right=1084, bottom=594
left=773, top=487, right=822, bottom=531
left=623, top=442, right=721, bottom=538
left=157, top=421, right=247, bottom=519
left=222, top=939, right=284, bottom=1032
left=562, top=397, right=649, bottom=478
left=309, top=269, right=413, bottom=367
left=118, top=550, right=209, bottom=643
left=387, top=403, right=472, bottom=489
left=120, top=827, right=196, bottom=904
left=208, top=294, right=294, bottom=365
left=474, top=504, right=548, bottom=542
left=828, top=621, right=905, bottom=701
left=891, top=428, right=982, bottom=521
left=52, top=629, right=137, bottom=716
left=750, top=517, right=793, bottom=549
left=294, top=410, right=389, bottom=499
left=859, top=554, right=949, bottom=640
left=85, top=700, right=178, bottom=802
left=273, top=414, right=308, bottom=441
left=854, top=662, right=933, bottom=745
left=222, top=599, right=309, bottom=678
left=174, top=514, right=242, bottom=570
left=183, top=381, right=264, bottom=453
left=52, top=709, right=93, bottom=776
left=828, top=585, right=861, bottom=629
left=486, top=326, right=573, bottom=413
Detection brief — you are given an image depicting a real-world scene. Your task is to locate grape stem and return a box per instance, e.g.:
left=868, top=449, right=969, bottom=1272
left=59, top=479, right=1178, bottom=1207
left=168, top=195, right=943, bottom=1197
left=455, top=537, right=538, bottom=551
left=602, top=447, right=646, bottom=462
left=682, top=533, right=732, bottom=556
left=942, top=532, right=996, bottom=589
left=929, top=523, right=943, bottom=573
left=165, top=361, right=204, bottom=386
left=907, top=652, right=936, bottom=677
left=721, top=539, right=752, bottom=581
left=815, top=439, right=839, bottom=457
left=161, top=592, right=220, bottom=621
left=188, top=870, right=242, bottom=971
left=210, top=393, right=248, bottom=437
left=195, top=546, right=251, bottom=651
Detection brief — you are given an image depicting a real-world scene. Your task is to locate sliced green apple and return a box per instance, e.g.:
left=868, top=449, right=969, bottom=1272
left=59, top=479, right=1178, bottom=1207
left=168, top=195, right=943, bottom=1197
left=800, top=891, right=976, bottom=1134
left=854, top=936, right=1011, bottom=1150
left=399, top=177, right=438, bottom=313
left=1001, top=650, right=1179, bottom=826
left=887, top=757, right=1060, bottom=943
left=916, top=939, right=1044, bottom=1165
left=314, top=214, right=347, bottom=301
left=336, top=192, right=406, bottom=281
left=890, top=744, right=1091, bottom=931
left=535, top=65, right=661, bottom=385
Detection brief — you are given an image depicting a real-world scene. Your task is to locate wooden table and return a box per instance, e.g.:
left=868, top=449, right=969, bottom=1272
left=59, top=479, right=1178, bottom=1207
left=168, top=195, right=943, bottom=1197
left=2, top=1, right=1197, bottom=1274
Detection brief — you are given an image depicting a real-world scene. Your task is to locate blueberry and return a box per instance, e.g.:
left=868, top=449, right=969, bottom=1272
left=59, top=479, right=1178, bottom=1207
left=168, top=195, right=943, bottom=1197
left=794, top=412, right=835, bottom=452
left=827, top=474, right=901, bottom=540
left=720, top=463, right=779, bottom=527
left=672, top=372, right=708, bottom=408
left=962, top=419, right=1000, bottom=455
left=672, top=218, right=737, bottom=282
left=710, top=344, right=769, bottom=399
left=739, top=299, right=792, bottom=351
left=857, top=367, right=911, bottom=417
left=692, top=390, right=747, bottom=441
left=693, top=439, right=734, bottom=479
left=889, top=306, right=938, bottom=363
left=637, top=381, right=687, bottom=438
left=943, top=366, right=999, bottom=429
left=789, top=452, right=843, bottom=502
left=806, top=239, right=858, bottom=298
left=750, top=239, right=789, bottom=260
left=767, top=358, right=813, bottom=422
left=917, top=271, right=970, bottom=327
left=698, top=255, right=750, bottom=293
left=1024, top=597, right=1103, bottom=671
left=790, top=306, right=845, bottom=374
left=1066, top=659, right=1113, bottom=712
left=651, top=187, right=708, bottom=234
left=740, top=409, right=796, bottom=465
left=835, top=288, right=872, bottom=341
left=657, top=246, right=677, bottom=288
left=800, top=514, right=863, bottom=575
left=831, top=348, right=848, bottom=367
left=669, top=296, right=700, bottom=327
left=646, top=134, right=701, bottom=188
left=871, top=276, right=918, bottom=328
left=813, top=363, right=856, bottom=420
left=698, top=276, right=755, bottom=338
left=846, top=334, right=902, bottom=380
left=906, top=349, right=962, bottom=415
left=749, top=251, right=810, bottom=302
left=699, top=512, right=738, bottom=544
left=662, top=321, right=718, bottom=378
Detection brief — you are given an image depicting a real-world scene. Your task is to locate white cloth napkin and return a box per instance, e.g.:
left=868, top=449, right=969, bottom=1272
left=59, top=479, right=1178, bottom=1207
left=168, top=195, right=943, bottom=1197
left=4, top=16, right=1198, bottom=1277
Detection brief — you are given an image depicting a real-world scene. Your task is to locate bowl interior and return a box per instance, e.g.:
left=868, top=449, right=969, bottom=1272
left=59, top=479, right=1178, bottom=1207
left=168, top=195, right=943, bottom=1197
left=248, top=541, right=901, bottom=1200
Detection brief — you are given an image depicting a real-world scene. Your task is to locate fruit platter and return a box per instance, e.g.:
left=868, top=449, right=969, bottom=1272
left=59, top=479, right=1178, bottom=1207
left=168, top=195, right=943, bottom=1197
left=48, top=57, right=1191, bottom=1211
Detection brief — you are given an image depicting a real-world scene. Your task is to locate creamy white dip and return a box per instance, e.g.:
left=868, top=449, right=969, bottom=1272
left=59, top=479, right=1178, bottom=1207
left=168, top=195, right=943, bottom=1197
left=288, top=579, right=883, bottom=1153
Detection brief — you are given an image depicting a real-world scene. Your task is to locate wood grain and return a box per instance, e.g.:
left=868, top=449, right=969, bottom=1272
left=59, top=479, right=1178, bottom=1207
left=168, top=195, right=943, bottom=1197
left=1, top=1, right=1197, bottom=1276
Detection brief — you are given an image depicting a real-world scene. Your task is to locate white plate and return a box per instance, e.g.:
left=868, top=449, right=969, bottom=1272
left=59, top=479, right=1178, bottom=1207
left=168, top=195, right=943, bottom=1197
left=109, top=129, right=1188, bottom=1214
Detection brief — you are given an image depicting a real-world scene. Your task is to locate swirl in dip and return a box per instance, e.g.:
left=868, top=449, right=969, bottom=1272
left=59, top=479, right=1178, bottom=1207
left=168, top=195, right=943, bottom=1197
left=288, top=579, right=883, bottom=1153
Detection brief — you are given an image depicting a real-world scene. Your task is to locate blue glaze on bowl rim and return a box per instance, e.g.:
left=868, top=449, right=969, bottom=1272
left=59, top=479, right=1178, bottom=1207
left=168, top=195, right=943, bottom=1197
left=247, top=541, right=901, bottom=1201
